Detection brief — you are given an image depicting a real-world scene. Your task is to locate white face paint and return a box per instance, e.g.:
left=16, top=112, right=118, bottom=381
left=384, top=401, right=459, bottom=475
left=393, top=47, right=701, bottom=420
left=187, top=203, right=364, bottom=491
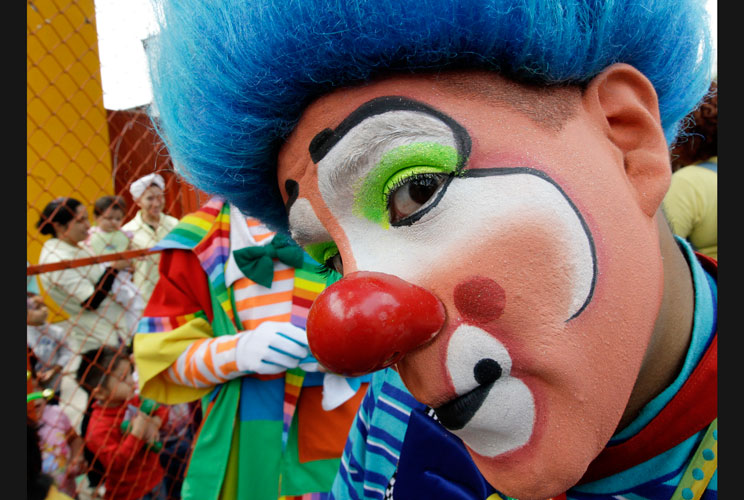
left=316, top=109, right=459, bottom=217
left=314, top=108, right=595, bottom=320
left=445, top=324, right=534, bottom=456
left=309, top=106, right=597, bottom=458
left=288, top=197, right=331, bottom=245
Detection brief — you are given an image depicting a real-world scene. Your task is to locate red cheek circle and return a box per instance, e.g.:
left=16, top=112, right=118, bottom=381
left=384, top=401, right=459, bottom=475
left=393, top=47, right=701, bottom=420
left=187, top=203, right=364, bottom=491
left=453, top=276, right=506, bottom=324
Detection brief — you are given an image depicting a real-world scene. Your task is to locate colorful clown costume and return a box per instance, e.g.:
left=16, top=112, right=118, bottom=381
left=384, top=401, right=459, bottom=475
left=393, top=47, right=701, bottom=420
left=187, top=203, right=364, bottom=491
left=133, top=198, right=369, bottom=500
left=332, top=240, right=717, bottom=500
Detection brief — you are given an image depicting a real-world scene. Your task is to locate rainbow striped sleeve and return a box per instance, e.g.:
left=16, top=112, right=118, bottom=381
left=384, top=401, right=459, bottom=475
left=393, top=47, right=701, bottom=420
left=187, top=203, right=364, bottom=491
left=136, top=310, right=209, bottom=334
left=291, top=254, right=329, bottom=328
left=135, top=311, right=207, bottom=333
left=280, top=253, right=331, bottom=448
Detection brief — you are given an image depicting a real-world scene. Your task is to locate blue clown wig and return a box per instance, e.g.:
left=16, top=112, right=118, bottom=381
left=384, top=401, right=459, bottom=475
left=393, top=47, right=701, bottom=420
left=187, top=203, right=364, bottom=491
left=150, top=0, right=713, bottom=232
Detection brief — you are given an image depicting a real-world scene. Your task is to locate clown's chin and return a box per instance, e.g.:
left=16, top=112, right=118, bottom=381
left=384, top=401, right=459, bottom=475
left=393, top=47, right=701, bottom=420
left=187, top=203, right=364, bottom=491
left=471, top=450, right=585, bottom=500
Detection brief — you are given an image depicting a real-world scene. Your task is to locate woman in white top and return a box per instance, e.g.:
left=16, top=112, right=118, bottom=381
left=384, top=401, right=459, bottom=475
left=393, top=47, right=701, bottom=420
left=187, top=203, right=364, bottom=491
left=36, top=198, right=132, bottom=355
left=121, top=173, right=179, bottom=305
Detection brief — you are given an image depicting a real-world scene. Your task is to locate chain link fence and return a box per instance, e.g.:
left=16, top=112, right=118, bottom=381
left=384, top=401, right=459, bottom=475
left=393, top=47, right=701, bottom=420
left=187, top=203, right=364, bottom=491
left=28, top=1, right=209, bottom=498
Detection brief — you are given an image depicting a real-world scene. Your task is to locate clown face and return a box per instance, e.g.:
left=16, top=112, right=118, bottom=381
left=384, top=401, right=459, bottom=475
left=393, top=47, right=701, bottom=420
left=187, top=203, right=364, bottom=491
left=277, top=71, right=665, bottom=499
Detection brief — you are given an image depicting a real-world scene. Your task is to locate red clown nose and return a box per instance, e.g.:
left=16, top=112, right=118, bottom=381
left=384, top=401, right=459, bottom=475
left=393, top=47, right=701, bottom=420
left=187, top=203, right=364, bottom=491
left=307, top=271, right=446, bottom=377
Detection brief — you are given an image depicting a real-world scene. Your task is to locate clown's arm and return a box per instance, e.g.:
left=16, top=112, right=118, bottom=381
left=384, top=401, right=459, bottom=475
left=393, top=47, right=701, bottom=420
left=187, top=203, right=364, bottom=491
left=133, top=249, right=307, bottom=404
left=161, top=320, right=308, bottom=388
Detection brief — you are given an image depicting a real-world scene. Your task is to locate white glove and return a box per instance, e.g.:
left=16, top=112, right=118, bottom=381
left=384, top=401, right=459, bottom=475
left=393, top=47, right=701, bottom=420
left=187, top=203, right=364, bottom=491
left=298, top=355, right=320, bottom=373
left=236, top=321, right=309, bottom=374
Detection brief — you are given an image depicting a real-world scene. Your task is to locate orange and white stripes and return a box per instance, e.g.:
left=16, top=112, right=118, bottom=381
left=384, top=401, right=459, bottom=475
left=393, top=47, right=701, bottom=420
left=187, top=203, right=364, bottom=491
left=232, top=219, right=295, bottom=330
left=164, top=334, right=242, bottom=388
left=165, top=216, right=296, bottom=388
left=233, top=264, right=295, bottom=329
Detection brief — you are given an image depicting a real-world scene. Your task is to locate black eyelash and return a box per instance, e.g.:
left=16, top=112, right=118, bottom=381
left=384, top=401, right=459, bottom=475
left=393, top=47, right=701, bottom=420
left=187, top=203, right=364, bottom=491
left=314, top=262, right=336, bottom=278
left=384, top=172, right=449, bottom=212
left=314, top=258, right=343, bottom=284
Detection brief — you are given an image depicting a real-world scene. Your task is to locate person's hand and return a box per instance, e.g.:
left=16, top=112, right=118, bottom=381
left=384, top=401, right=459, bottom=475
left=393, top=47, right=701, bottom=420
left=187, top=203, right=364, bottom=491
left=26, top=295, right=48, bottom=326
left=236, top=321, right=309, bottom=374
left=143, top=417, right=162, bottom=444
left=111, top=259, right=133, bottom=272
left=150, top=415, right=163, bottom=431
left=128, top=411, right=153, bottom=441
left=130, top=411, right=162, bottom=444
left=38, top=365, right=62, bottom=383
left=68, top=454, right=87, bottom=476
left=321, top=373, right=363, bottom=411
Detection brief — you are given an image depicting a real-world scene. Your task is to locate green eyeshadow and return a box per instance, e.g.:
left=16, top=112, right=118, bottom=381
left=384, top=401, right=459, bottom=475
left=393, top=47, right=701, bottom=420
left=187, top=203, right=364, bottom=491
left=353, top=142, right=459, bottom=228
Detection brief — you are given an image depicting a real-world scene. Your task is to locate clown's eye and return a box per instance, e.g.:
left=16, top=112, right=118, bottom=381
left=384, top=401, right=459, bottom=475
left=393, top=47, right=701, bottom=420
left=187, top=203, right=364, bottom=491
left=388, top=173, right=447, bottom=224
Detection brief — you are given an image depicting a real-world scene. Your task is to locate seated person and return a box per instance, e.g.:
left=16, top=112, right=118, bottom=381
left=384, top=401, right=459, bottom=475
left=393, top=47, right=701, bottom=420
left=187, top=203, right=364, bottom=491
left=36, top=197, right=132, bottom=354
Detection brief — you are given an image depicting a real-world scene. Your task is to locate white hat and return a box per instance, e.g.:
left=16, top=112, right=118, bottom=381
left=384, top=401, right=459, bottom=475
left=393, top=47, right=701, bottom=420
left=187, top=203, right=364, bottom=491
left=129, top=173, right=166, bottom=200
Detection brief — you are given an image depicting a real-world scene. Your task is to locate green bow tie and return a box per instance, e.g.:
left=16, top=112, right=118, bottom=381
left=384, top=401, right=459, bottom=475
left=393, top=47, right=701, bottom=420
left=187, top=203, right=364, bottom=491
left=232, top=233, right=305, bottom=288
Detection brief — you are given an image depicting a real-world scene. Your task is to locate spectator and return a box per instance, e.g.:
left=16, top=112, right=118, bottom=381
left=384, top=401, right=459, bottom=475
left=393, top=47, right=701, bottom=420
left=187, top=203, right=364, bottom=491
left=27, top=293, right=74, bottom=403
left=122, top=174, right=178, bottom=304
left=663, top=81, right=718, bottom=260
left=29, top=361, right=86, bottom=498
left=131, top=363, right=194, bottom=500
left=36, top=197, right=132, bottom=354
left=86, top=196, right=146, bottom=335
left=28, top=347, right=41, bottom=423
left=28, top=418, right=76, bottom=500
left=86, top=196, right=133, bottom=255
left=76, top=345, right=169, bottom=500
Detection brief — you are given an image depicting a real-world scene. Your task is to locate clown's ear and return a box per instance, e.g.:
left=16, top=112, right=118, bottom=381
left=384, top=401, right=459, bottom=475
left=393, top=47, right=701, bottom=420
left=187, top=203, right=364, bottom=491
left=582, top=63, right=671, bottom=218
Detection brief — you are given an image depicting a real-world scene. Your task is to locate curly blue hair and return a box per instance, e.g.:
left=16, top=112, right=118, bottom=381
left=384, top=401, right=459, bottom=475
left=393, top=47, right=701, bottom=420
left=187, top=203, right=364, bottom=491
left=149, top=0, right=713, bottom=232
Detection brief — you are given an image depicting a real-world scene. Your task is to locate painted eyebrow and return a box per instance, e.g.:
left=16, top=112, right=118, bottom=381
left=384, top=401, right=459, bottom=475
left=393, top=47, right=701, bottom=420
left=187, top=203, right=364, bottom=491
left=284, top=179, right=300, bottom=212
left=308, top=95, right=472, bottom=166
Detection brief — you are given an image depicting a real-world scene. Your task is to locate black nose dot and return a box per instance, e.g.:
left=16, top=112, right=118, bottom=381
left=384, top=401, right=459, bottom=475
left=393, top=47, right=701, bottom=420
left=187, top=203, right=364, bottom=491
left=474, top=358, right=502, bottom=386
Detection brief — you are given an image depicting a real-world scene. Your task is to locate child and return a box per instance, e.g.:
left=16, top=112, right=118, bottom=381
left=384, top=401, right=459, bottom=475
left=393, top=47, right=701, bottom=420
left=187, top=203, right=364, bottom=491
left=76, top=346, right=168, bottom=500
left=86, top=196, right=132, bottom=255
left=28, top=356, right=85, bottom=498
left=130, top=358, right=195, bottom=500
left=29, top=418, right=76, bottom=500
left=27, top=293, right=74, bottom=403
left=85, top=196, right=145, bottom=337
